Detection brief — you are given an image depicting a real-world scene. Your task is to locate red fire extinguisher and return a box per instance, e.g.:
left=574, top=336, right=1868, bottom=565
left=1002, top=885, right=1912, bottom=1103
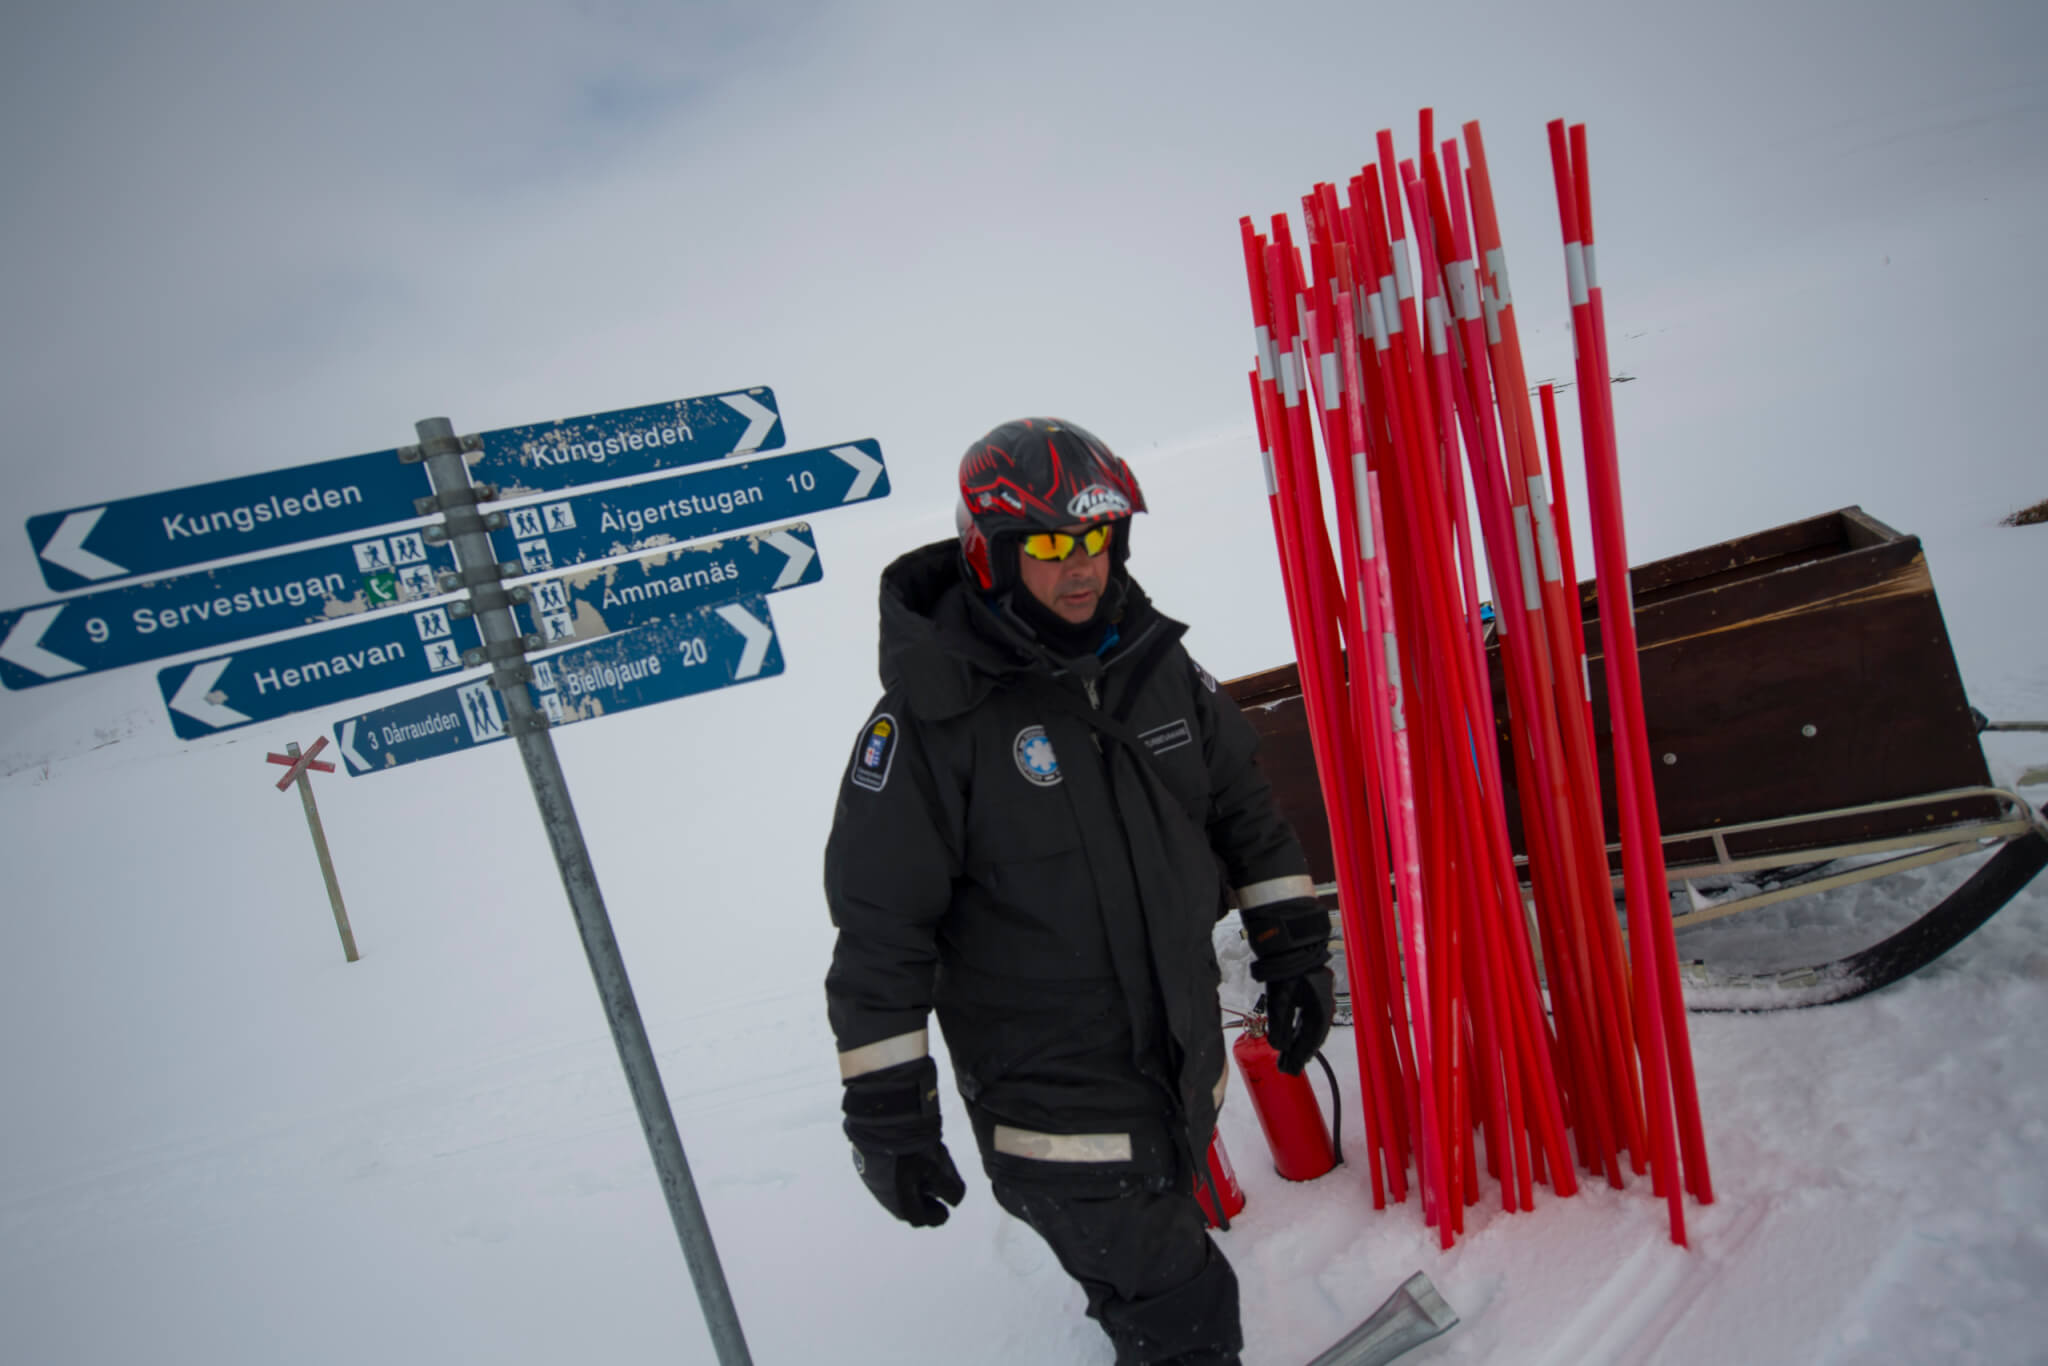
left=1232, top=1019, right=1339, bottom=1182
left=1196, top=1130, right=1246, bottom=1229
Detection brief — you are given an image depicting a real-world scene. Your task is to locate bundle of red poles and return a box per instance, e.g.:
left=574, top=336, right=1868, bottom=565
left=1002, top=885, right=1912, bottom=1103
left=1237, top=115, right=1712, bottom=1247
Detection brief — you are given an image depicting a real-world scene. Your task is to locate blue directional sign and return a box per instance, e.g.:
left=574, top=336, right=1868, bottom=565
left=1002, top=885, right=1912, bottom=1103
left=26, top=448, right=428, bottom=593
left=469, top=389, right=783, bottom=499
left=523, top=522, right=821, bottom=648
left=156, top=602, right=487, bottom=740
left=0, top=526, right=456, bottom=690
left=25, top=386, right=782, bottom=593
left=331, top=597, right=783, bottom=776
left=491, top=440, right=887, bottom=577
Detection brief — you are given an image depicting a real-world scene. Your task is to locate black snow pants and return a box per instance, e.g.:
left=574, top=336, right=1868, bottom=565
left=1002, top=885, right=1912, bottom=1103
left=972, top=1109, right=1242, bottom=1366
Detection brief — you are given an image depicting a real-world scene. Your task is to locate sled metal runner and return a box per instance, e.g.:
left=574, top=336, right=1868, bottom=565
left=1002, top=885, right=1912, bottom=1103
left=1226, top=507, right=2048, bottom=1011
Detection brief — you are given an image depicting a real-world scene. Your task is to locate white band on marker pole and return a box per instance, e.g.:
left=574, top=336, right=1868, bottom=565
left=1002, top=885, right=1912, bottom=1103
left=1583, top=242, right=1599, bottom=291
left=1426, top=297, right=1449, bottom=357
left=1368, top=293, right=1390, bottom=351
left=1280, top=350, right=1302, bottom=408
left=1321, top=351, right=1342, bottom=409
left=1381, top=276, right=1403, bottom=334
left=1393, top=252, right=1414, bottom=301
left=1529, top=476, right=1563, bottom=583
left=1449, top=260, right=1481, bottom=323
left=1513, top=506, right=1542, bottom=611
left=1255, top=325, right=1276, bottom=382
left=1485, top=248, right=1513, bottom=309
left=1261, top=448, right=1278, bottom=497
left=1384, top=632, right=1406, bottom=730
left=1565, top=242, right=1589, bottom=307
left=1353, top=452, right=1374, bottom=558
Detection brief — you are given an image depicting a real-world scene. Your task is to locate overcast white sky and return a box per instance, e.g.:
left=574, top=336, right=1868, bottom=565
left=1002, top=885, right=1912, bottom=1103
left=2, top=0, right=2043, bottom=738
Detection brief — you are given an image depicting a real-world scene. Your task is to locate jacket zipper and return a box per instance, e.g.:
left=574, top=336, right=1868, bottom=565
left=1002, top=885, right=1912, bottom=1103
left=1072, top=619, right=1159, bottom=717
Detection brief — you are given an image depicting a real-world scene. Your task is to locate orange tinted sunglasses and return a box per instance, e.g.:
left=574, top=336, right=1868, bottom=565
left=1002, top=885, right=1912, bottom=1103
left=1020, top=525, right=1114, bottom=562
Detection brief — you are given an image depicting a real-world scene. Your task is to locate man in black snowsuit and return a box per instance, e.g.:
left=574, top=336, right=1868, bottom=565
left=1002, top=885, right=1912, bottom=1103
left=824, top=418, right=1336, bottom=1365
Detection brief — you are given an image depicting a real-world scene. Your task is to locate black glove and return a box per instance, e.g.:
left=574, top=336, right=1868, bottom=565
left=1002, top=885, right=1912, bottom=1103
left=1244, top=896, right=1335, bottom=1076
left=842, top=1057, right=966, bottom=1227
left=1260, top=969, right=1336, bottom=1075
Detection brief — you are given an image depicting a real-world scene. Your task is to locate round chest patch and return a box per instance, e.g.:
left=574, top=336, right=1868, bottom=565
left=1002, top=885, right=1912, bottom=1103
left=1013, top=725, right=1062, bottom=786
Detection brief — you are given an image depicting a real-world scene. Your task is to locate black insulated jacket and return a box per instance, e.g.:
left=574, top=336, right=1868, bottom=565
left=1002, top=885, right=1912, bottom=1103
left=824, top=541, right=1314, bottom=1154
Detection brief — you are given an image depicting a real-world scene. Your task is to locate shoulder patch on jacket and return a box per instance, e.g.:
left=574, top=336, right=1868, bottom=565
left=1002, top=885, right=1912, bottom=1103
left=849, top=713, right=898, bottom=793
left=1191, top=659, right=1218, bottom=693
left=1013, top=725, right=1062, bottom=786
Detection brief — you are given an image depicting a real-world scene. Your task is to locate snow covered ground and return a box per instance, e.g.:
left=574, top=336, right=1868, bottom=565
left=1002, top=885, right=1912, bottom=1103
left=0, top=414, right=2039, bottom=1365
left=4, top=4, right=2046, bottom=1364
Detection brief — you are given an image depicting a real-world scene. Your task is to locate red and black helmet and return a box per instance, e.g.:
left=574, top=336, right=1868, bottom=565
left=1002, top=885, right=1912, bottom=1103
left=956, top=418, right=1146, bottom=592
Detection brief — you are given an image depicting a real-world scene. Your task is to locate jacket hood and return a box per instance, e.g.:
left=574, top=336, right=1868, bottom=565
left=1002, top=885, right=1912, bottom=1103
left=876, top=539, right=1163, bottom=722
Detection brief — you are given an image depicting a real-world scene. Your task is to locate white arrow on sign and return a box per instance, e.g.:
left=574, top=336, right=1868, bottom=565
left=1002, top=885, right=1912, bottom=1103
left=337, top=719, right=373, bottom=774
left=0, top=606, right=84, bottom=679
left=832, top=445, right=883, bottom=502
left=38, top=508, right=130, bottom=582
left=714, top=603, right=774, bottom=680
left=720, top=393, right=780, bottom=454
left=763, top=529, right=816, bottom=589
left=167, top=657, right=251, bottom=729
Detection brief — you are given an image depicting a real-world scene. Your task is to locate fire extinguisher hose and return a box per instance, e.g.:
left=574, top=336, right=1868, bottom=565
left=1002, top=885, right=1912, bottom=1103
left=1313, top=1048, right=1345, bottom=1166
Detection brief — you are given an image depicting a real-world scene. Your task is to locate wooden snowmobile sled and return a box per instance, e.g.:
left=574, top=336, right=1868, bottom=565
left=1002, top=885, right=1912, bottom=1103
left=1224, top=507, right=2048, bottom=1011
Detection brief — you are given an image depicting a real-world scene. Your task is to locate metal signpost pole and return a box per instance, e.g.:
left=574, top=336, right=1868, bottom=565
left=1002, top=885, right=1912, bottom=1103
left=412, top=417, right=753, bottom=1366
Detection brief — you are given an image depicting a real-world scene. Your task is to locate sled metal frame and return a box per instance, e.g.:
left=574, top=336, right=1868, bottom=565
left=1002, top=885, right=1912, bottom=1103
left=1317, top=784, right=2039, bottom=954
left=1426, top=786, right=2046, bottom=931
left=1607, top=785, right=2042, bottom=930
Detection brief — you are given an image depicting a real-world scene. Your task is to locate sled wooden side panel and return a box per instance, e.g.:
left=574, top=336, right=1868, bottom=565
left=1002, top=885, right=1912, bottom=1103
left=1231, top=683, right=1336, bottom=888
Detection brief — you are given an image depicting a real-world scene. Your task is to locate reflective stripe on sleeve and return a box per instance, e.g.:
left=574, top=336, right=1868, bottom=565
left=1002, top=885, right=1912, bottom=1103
left=993, top=1126, right=1134, bottom=1163
left=837, top=1027, right=929, bottom=1080
left=1235, top=874, right=1319, bottom=910
left=1213, top=1062, right=1229, bottom=1112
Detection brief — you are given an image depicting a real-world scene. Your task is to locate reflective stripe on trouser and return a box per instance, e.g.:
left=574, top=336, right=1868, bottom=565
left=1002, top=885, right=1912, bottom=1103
left=987, top=1062, right=1229, bottom=1164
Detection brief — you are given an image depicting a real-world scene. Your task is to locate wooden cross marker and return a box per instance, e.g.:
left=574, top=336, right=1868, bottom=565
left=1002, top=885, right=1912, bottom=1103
left=267, top=737, right=357, bottom=962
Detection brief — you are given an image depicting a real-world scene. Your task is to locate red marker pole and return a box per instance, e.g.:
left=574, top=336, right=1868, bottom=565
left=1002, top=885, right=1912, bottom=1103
left=1429, top=142, right=1582, bottom=1207
left=1338, top=180, right=1442, bottom=1192
left=1548, top=119, right=1687, bottom=1244
left=1444, top=130, right=1634, bottom=1190
left=1300, top=220, right=1447, bottom=1224
left=1242, top=221, right=1403, bottom=1206
left=1570, top=123, right=1713, bottom=1208
left=1309, top=273, right=1413, bottom=1208
left=1406, top=155, right=1556, bottom=1211
left=267, top=738, right=357, bottom=963
left=1466, top=121, right=1646, bottom=1183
